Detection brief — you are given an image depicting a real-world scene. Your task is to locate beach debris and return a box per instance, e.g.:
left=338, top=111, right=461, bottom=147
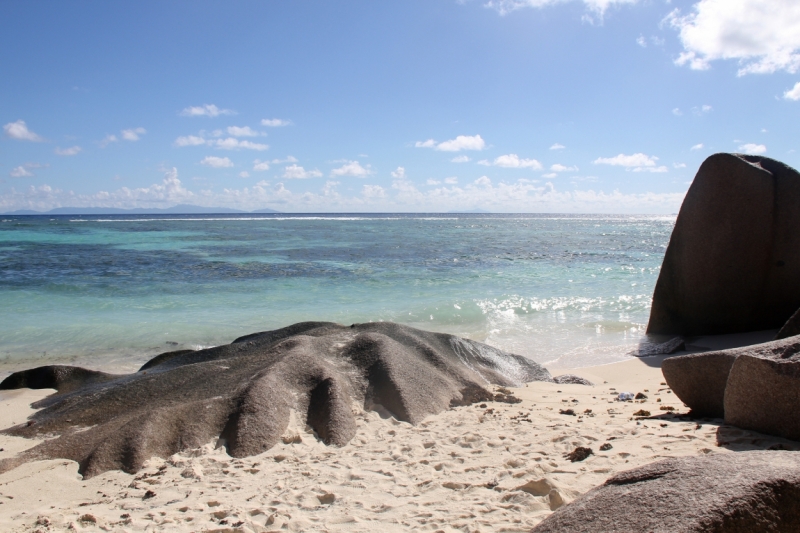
left=634, top=392, right=647, bottom=400
left=632, top=409, right=651, bottom=417
left=565, top=447, right=593, bottom=462
left=78, top=514, right=97, bottom=524
left=0, top=321, right=571, bottom=477
left=531, top=451, right=800, bottom=533
left=616, top=392, right=635, bottom=401
left=492, top=391, right=522, bottom=404
left=599, top=443, right=612, bottom=451
left=558, top=409, right=576, bottom=416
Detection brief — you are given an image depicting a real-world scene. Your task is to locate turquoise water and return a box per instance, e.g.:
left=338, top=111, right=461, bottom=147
left=0, top=214, right=674, bottom=371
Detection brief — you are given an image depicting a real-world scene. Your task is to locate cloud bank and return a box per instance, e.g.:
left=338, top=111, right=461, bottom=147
left=668, top=0, right=800, bottom=75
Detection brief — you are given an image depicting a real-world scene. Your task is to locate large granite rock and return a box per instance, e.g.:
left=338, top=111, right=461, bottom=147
left=648, top=153, right=800, bottom=336
left=0, top=321, right=567, bottom=478
left=776, top=306, right=800, bottom=340
left=662, top=335, right=800, bottom=419
left=531, top=451, right=800, bottom=532
left=725, top=354, right=800, bottom=441
left=661, top=351, right=737, bottom=417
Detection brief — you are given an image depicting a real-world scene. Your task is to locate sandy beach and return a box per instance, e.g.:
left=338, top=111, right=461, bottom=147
left=0, top=351, right=794, bottom=533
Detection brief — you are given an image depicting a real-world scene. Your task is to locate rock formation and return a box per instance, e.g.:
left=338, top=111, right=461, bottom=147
left=662, top=335, right=800, bottom=440
left=531, top=451, right=800, bottom=532
left=0, top=321, right=568, bottom=478
left=776, top=306, right=800, bottom=340
left=648, top=153, right=800, bottom=336
left=725, top=354, right=800, bottom=441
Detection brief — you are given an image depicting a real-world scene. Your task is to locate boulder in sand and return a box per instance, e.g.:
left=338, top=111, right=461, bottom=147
left=648, top=153, right=800, bottom=336
left=662, top=335, right=800, bottom=419
left=776, top=306, right=800, bottom=340
left=531, top=451, right=800, bottom=533
left=725, top=353, right=800, bottom=441
left=0, top=321, right=568, bottom=478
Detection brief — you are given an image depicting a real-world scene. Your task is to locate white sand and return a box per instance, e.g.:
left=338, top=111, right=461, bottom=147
left=0, top=355, right=794, bottom=533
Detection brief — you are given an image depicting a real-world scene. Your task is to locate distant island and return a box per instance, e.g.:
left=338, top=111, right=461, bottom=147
left=1, top=204, right=280, bottom=215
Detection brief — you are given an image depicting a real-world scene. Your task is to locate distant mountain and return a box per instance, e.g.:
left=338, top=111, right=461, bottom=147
left=2, top=204, right=280, bottom=215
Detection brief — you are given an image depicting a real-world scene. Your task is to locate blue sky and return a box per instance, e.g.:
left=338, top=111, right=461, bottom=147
left=2, top=0, right=799, bottom=213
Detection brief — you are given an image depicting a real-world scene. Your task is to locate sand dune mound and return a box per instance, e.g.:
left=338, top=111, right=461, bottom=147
left=0, top=321, right=558, bottom=478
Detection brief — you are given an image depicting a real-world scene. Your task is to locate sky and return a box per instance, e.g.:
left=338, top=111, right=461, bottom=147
left=2, top=0, right=800, bottom=213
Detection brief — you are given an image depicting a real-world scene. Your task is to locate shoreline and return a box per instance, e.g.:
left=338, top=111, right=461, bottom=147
left=1, top=348, right=793, bottom=532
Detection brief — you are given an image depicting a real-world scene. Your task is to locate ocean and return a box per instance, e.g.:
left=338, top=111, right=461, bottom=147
left=0, top=213, right=673, bottom=373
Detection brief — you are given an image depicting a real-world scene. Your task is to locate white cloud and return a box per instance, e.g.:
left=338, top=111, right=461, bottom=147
left=785, top=82, right=800, bottom=100
left=636, top=35, right=647, bottom=47
left=362, top=184, right=386, bottom=198
left=272, top=156, right=298, bottom=164
left=444, top=177, right=459, bottom=184
left=55, top=146, right=82, bottom=156
left=594, top=153, right=668, bottom=173
left=672, top=108, right=683, bottom=116
left=261, top=118, right=292, bottom=127
left=174, top=135, right=207, bottom=147
left=227, top=126, right=261, bottom=137
left=239, top=171, right=250, bottom=178
left=283, top=164, right=322, bottom=179
left=451, top=155, right=471, bottom=163
left=690, top=143, right=704, bottom=150
left=4, top=120, right=44, bottom=142
left=331, top=160, right=373, bottom=177
left=180, top=104, right=235, bottom=117
left=549, top=143, right=565, bottom=150
left=201, top=156, right=234, bottom=168
left=492, top=154, right=543, bottom=169
left=550, top=163, right=578, bottom=172
left=415, top=135, right=486, bottom=152
left=594, top=153, right=659, bottom=167
left=542, top=173, right=558, bottom=179
left=692, top=104, right=712, bottom=115
left=485, top=0, right=638, bottom=19
left=391, top=167, right=406, bottom=180
left=674, top=162, right=687, bottom=168
left=99, top=134, right=118, bottom=148
left=632, top=166, right=669, bottom=173
left=253, top=159, right=270, bottom=171
left=667, top=0, right=800, bottom=75
left=426, top=179, right=441, bottom=185
left=474, top=176, right=492, bottom=186
left=213, top=138, right=269, bottom=151
left=10, top=166, right=33, bottom=178
left=121, top=127, right=146, bottom=141
left=738, top=143, right=767, bottom=154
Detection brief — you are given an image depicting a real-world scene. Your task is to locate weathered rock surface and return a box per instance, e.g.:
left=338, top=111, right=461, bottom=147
left=662, top=335, right=800, bottom=418
left=0, top=321, right=562, bottom=477
left=531, top=451, right=800, bottom=533
left=648, top=153, right=800, bottom=336
left=725, top=354, right=800, bottom=441
left=776, top=306, right=800, bottom=340
left=629, top=337, right=685, bottom=357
